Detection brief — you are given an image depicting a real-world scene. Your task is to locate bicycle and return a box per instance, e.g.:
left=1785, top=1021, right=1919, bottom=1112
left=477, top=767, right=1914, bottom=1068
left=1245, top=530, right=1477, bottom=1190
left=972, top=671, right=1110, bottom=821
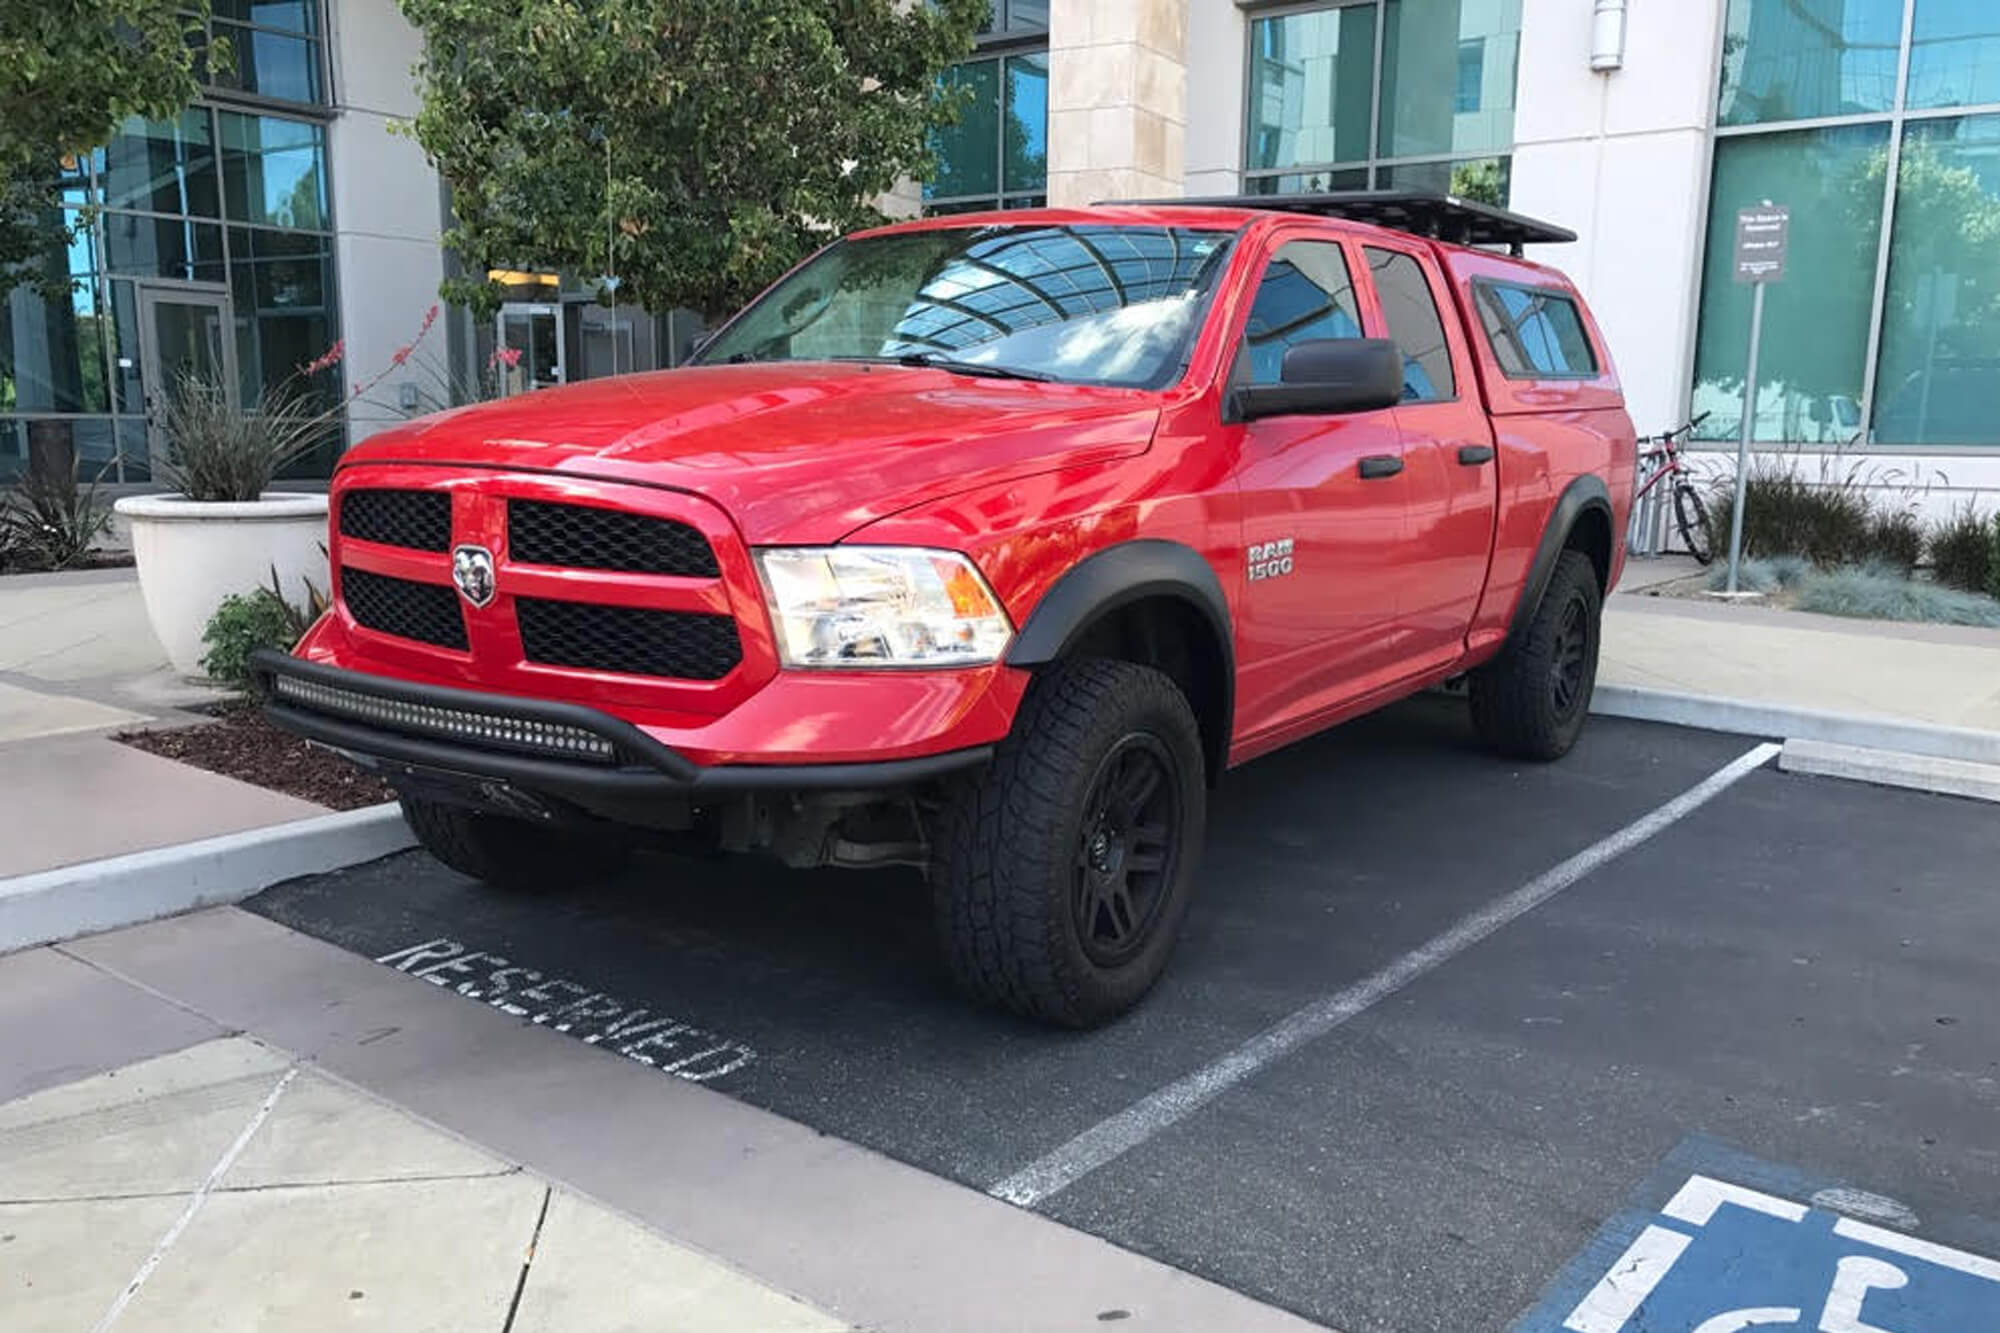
left=1634, top=411, right=1717, bottom=565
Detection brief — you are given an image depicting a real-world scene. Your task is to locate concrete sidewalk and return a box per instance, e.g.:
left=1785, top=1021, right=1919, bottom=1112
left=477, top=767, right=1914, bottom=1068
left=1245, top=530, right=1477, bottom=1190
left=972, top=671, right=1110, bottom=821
left=0, top=569, right=327, bottom=880
left=1, top=910, right=1328, bottom=1333
left=1607, top=556, right=2000, bottom=734
left=2, top=1032, right=845, bottom=1331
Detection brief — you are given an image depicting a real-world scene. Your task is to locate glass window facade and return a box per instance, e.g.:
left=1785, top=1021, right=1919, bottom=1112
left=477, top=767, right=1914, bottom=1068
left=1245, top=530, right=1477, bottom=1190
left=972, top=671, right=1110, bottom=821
left=1245, top=0, right=1522, bottom=206
left=1, top=4, right=337, bottom=483
left=927, top=4, right=1048, bottom=214
left=1696, top=1, right=2000, bottom=448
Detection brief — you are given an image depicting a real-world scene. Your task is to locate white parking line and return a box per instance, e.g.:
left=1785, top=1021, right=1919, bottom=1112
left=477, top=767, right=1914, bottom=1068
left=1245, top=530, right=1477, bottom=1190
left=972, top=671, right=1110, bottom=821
left=1834, top=1217, right=2000, bottom=1283
left=1562, top=1224, right=1695, bottom=1333
left=988, top=741, right=1783, bottom=1208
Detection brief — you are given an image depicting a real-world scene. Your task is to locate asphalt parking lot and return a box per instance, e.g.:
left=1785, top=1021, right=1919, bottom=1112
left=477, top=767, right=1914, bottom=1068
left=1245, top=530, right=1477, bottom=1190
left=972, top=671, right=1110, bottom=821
left=246, top=698, right=2000, bottom=1333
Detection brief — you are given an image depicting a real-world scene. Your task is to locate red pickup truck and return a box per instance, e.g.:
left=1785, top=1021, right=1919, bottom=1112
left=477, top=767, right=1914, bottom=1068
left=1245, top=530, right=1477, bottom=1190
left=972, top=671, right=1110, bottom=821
left=257, top=193, right=1635, bottom=1027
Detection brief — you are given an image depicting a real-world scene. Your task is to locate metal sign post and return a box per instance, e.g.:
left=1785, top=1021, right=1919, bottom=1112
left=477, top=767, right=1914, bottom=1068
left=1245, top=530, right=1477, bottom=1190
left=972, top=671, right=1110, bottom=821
left=1724, top=202, right=1789, bottom=594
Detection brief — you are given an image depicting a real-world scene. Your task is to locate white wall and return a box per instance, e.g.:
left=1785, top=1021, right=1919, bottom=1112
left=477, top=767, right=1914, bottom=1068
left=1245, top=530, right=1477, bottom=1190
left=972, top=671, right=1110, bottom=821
left=1182, top=0, right=1245, bottom=196
left=324, top=0, right=447, bottom=444
left=1509, top=0, right=1725, bottom=441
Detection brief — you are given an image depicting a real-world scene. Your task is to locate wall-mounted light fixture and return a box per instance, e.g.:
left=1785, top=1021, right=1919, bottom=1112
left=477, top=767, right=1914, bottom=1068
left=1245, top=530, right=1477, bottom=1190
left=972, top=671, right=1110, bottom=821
left=1591, top=0, right=1629, bottom=71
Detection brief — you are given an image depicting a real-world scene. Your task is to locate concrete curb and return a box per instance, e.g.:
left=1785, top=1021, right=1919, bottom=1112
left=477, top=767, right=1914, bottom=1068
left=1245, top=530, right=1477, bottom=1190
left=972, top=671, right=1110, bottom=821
left=1779, top=738, right=2000, bottom=805
left=1592, top=684, right=2000, bottom=767
left=0, top=803, right=413, bottom=954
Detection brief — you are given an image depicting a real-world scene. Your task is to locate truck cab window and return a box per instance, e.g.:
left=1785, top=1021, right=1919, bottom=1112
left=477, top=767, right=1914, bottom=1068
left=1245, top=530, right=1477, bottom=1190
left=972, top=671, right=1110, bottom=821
left=1241, top=241, right=1363, bottom=385
left=1364, top=246, right=1456, bottom=402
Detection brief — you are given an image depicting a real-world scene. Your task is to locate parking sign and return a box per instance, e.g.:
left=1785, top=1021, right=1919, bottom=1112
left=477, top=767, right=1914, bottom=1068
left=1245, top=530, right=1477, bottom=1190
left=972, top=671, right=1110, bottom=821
left=1733, top=206, right=1790, bottom=285
left=1517, top=1172, right=2000, bottom=1333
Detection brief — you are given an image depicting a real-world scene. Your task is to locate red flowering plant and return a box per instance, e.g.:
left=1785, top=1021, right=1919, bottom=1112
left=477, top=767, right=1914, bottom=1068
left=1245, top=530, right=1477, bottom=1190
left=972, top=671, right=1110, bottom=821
left=158, top=305, right=460, bottom=502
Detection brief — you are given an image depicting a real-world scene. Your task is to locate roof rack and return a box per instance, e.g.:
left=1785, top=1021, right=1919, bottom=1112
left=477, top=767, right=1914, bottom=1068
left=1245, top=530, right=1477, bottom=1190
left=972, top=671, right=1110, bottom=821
left=1099, top=190, right=1576, bottom=257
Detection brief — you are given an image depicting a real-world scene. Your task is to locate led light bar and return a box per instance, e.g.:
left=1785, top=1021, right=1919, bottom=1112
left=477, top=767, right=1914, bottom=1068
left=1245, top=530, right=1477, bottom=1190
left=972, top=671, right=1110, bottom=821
left=270, top=674, right=620, bottom=763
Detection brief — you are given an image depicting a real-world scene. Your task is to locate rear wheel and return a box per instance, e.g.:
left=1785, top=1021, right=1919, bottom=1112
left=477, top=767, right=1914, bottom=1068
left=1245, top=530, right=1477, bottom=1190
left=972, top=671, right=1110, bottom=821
left=931, top=658, right=1206, bottom=1028
left=400, top=797, right=630, bottom=890
left=1674, top=481, right=1716, bottom=565
left=1469, top=549, right=1602, bottom=761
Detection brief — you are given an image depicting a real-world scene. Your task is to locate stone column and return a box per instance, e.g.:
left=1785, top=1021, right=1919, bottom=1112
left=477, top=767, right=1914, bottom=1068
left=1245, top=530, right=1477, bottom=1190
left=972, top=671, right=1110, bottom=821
left=1045, top=0, right=1191, bottom=207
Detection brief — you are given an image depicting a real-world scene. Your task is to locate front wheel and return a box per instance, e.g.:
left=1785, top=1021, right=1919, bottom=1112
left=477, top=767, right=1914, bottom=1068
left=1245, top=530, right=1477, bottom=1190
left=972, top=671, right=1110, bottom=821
left=1675, top=482, right=1716, bottom=565
left=931, top=659, right=1206, bottom=1028
left=1469, top=549, right=1603, bottom=762
left=400, top=796, right=631, bottom=890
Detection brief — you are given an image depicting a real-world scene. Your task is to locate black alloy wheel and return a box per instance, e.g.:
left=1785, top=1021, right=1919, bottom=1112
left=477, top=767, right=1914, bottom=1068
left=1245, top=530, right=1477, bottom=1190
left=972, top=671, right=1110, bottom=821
left=1072, top=734, right=1182, bottom=968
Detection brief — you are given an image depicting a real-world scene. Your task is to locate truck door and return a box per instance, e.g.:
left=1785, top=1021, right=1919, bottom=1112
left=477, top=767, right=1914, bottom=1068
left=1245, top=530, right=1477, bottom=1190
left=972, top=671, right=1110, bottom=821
left=1358, top=242, right=1498, bottom=667
left=1229, top=235, right=1411, bottom=742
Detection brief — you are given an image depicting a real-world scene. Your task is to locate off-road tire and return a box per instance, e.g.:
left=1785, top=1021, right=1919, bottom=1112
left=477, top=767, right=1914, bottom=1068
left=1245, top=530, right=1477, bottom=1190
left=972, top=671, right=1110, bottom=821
left=931, top=659, right=1206, bottom=1028
left=400, top=797, right=629, bottom=890
left=1469, top=549, right=1602, bottom=762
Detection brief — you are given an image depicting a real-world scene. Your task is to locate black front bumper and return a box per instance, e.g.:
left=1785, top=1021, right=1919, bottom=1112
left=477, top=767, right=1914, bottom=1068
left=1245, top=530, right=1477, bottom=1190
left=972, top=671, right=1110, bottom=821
left=249, top=650, right=993, bottom=808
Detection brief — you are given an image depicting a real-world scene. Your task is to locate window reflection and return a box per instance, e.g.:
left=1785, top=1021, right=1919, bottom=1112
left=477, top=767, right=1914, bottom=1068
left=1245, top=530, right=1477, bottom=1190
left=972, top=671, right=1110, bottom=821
left=1908, top=0, right=2000, bottom=110
left=221, top=113, right=326, bottom=230
left=1873, top=113, right=2000, bottom=445
left=1241, top=242, right=1363, bottom=385
left=1718, top=0, right=1904, bottom=125
left=700, top=226, right=1233, bottom=389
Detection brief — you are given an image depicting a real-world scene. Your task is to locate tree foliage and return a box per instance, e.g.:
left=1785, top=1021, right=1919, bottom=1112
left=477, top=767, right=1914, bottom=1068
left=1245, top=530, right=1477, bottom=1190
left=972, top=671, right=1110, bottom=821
left=0, top=1, right=225, bottom=298
left=399, top=0, right=989, bottom=321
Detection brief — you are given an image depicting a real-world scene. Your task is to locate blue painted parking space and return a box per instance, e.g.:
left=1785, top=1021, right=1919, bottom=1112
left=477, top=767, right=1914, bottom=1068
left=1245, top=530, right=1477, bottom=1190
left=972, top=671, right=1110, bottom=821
left=1517, top=1144, right=2000, bottom=1333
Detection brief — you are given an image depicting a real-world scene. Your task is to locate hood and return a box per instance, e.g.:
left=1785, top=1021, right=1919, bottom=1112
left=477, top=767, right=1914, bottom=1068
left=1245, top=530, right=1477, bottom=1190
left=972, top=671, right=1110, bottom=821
left=342, top=362, right=1161, bottom=544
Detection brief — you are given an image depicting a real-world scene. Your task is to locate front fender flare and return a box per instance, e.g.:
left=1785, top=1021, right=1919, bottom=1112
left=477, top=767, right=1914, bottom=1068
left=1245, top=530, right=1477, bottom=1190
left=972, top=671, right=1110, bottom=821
left=1006, top=539, right=1234, bottom=768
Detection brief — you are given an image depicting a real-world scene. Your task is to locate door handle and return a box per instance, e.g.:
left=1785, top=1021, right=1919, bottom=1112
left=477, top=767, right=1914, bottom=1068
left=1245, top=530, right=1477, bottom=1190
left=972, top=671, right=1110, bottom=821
left=1358, top=455, right=1404, bottom=480
left=1458, top=444, right=1496, bottom=465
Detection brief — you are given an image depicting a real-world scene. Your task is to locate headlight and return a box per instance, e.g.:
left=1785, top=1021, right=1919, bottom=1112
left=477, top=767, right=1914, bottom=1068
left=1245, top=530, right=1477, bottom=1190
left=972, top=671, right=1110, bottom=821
left=755, top=547, right=1014, bottom=668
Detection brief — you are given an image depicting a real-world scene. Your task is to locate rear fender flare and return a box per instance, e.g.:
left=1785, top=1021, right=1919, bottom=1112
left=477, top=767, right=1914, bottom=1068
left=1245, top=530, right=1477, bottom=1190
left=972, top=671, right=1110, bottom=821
left=1508, top=475, right=1612, bottom=643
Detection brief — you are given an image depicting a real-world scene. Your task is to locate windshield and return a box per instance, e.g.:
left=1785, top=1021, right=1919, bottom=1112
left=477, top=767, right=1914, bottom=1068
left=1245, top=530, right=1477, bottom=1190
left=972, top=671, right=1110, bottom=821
left=695, top=224, right=1236, bottom=389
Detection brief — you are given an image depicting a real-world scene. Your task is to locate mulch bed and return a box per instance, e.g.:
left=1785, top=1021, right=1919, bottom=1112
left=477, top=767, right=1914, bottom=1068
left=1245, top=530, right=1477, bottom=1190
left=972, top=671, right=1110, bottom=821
left=116, top=702, right=394, bottom=811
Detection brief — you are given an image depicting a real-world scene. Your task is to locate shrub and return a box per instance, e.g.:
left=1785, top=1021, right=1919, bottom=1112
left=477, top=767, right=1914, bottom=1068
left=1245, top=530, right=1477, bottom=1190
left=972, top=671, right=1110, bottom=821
left=0, top=465, right=112, bottom=571
left=200, top=589, right=297, bottom=688
left=1706, top=554, right=1809, bottom=593
left=1929, top=504, right=1995, bottom=594
left=158, top=373, right=336, bottom=503
left=1990, top=511, right=2000, bottom=603
left=1709, top=467, right=1874, bottom=566
left=1793, top=566, right=2000, bottom=628
left=198, top=564, right=329, bottom=689
left=1866, top=507, right=1924, bottom=573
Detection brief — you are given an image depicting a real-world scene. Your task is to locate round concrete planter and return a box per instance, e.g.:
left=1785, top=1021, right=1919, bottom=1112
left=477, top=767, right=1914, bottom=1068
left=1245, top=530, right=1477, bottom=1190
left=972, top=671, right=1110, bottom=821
left=114, top=493, right=330, bottom=678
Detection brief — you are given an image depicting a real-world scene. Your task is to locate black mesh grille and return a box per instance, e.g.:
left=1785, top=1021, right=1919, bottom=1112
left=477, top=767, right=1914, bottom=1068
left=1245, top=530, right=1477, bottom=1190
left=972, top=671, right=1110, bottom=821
left=508, top=500, right=719, bottom=577
left=342, top=567, right=468, bottom=650
left=516, top=598, right=741, bottom=680
left=339, top=489, right=452, bottom=552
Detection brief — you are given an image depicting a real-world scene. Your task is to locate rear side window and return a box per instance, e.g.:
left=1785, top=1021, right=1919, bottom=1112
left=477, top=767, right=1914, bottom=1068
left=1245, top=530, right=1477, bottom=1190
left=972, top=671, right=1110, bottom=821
left=1362, top=247, right=1456, bottom=402
left=1475, top=281, right=1600, bottom=379
left=1241, top=241, right=1365, bottom=385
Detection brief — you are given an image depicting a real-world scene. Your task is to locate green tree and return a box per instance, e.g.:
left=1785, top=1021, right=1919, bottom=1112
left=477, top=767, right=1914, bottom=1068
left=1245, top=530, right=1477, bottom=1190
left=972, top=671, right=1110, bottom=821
left=400, top=0, right=989, bottom=322
left=0, top=2, right=226, bottom=299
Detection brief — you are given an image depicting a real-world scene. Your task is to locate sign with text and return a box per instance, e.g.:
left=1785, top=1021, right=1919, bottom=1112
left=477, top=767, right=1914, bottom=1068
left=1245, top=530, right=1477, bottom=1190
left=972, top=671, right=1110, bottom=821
left=1733, top=205, right=1790, bottom=284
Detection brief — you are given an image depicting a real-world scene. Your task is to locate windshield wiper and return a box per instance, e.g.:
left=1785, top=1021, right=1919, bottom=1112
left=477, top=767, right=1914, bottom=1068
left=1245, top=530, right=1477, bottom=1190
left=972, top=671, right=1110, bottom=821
left=892, top=352, right=1057, bottom=383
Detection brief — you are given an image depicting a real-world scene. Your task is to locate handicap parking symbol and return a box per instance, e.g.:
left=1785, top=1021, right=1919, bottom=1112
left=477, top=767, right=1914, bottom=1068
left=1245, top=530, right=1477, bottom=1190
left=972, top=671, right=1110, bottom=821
left=1517, top=1173, right=2000, bottom=1333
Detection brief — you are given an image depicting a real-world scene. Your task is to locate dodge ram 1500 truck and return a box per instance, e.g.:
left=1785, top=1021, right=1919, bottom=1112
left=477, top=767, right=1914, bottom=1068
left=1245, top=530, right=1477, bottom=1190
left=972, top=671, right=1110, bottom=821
left=256, top=192, right=1636, bottom=1028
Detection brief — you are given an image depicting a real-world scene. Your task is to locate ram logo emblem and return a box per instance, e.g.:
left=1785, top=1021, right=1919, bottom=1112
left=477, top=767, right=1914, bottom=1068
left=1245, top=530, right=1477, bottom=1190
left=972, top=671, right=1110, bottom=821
left=452, top=544, right=498, bottom=608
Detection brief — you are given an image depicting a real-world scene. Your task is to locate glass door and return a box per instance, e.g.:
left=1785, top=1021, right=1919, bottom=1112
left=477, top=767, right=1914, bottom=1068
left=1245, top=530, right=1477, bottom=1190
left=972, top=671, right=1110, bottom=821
left=138, top=286, right=238, bottom=471
left=496, top=304, right=566, bottom=395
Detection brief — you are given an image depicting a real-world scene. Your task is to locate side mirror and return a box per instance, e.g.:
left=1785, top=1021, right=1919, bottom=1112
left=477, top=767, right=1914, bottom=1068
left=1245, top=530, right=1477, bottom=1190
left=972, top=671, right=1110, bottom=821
left=1231, top=338, right=1404, bottom=422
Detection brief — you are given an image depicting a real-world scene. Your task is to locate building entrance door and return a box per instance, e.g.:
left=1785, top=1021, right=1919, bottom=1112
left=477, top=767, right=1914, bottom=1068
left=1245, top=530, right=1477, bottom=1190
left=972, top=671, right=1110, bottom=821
left=496, top=303, right=566, bottom=395
left=138, top=285, right=238, bottom=471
